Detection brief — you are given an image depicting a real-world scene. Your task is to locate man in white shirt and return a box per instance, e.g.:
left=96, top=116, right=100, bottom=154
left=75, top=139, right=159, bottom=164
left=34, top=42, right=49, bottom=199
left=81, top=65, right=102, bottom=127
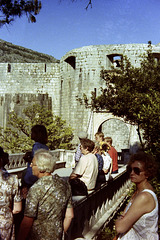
left=70, top=139, right=98, bottom=191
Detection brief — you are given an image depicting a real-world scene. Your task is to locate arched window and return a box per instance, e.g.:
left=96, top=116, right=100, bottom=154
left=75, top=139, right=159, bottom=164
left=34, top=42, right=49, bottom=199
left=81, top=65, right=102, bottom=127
left=64, top=56, right=76, bottom=69
left=152, top=53, right=160, bottom=63
left=107, top=54, right=122, bottom=69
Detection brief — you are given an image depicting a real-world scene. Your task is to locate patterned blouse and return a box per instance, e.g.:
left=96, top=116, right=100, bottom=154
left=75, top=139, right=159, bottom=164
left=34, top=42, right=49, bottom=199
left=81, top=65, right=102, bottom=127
left=0, top=170, right=21, bottom=240
left=25, top=174, right=73, bottom=240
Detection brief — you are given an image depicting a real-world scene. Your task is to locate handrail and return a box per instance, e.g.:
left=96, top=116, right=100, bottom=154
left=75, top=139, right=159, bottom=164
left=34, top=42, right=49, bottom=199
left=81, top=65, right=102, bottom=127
left=5, top=149, right=130, bottom=240
left=66, top=166, right=131, bottom=240
left=6, top=149, right=123, bottom=171
left=6, top=149, right=76, bottom=171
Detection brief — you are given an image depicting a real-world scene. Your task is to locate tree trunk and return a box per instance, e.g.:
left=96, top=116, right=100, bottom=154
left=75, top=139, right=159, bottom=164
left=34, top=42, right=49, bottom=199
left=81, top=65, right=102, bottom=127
left=137, top=123, right=144, bottom=150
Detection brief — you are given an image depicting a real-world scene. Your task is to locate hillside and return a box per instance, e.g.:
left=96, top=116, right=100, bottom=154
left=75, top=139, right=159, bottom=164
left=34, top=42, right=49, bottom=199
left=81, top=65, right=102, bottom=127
left=0, top=39, right=59, bottom=63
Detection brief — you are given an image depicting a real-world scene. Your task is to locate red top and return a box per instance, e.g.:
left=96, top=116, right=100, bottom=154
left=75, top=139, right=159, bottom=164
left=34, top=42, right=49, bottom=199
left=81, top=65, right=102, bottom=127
left=108, top=146, right=118, bottom=172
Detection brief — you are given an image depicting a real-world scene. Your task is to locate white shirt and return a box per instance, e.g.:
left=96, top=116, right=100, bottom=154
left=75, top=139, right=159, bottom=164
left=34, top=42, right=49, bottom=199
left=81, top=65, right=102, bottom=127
left=102, top=152, right=112, bottom=170
left=102, top=152, right=112, bottom=181
left=73, top=153, right=98, bottom=190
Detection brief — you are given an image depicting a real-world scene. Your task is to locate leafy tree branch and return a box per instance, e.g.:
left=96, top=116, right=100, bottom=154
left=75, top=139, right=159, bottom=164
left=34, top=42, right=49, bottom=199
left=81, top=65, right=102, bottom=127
left=0, top=0, right=41, bottom=27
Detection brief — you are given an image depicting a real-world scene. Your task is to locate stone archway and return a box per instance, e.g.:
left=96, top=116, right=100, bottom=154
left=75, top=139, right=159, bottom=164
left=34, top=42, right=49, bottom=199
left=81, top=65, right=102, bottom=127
left=99, top=118, right=130, bottom=152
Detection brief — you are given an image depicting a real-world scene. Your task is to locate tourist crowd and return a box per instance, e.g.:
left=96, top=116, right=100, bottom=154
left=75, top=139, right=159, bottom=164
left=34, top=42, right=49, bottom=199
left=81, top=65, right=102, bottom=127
left=0, top=126, right=158, bottom=240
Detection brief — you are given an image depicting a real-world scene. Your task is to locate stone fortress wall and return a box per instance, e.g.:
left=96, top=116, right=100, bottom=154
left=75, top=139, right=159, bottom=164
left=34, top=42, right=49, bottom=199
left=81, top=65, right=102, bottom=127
left=0, top=62, right=60, bottom=127
left=1, top=40, right=160, bottom=151
left=60, top=43, right=160, bottom=150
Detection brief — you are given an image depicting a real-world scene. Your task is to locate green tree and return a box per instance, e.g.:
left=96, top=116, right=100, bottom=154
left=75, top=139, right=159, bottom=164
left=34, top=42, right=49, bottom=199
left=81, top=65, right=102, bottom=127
left=81, top=46, right=160, bottom=161
left=0, top=0, right=41, bottom=26
left=0, top=104, right=73, bottom=153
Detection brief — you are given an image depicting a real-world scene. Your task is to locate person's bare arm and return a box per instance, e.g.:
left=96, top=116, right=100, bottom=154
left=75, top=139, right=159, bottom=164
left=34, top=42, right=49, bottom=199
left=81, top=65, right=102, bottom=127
left=103, top=168, right=109, bottom=174
left=17, top=216, right=34, bottom=240
left=12, top=201, right=22, bottom=214
left=109, top=159, right=113, bottom=174
left=115, top=192, right=155, bottom=234
left=69, top=172, right=79, bottom=180
left=63, top=207, right=74, bottom=232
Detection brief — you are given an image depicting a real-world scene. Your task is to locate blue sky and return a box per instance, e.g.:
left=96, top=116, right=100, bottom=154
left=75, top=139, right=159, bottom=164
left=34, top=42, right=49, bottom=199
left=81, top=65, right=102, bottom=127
left=1, top=0, right=160, bottom=59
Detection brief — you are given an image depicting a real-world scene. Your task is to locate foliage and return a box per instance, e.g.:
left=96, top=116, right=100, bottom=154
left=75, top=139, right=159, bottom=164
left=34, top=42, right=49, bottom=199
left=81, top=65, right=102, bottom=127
left=0, top=104, right=73, bottom=153
left=80, top=45, right=160, bottom=163
left=151, top=177, right=160, bottom=198
left=97, top=226, right=116, bottom=240
left=0, top=0, right=41, bottom=27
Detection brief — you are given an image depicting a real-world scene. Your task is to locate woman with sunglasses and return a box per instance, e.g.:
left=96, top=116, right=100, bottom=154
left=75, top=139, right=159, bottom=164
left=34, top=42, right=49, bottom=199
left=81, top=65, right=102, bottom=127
left=115, top=151, right=159, bottom=240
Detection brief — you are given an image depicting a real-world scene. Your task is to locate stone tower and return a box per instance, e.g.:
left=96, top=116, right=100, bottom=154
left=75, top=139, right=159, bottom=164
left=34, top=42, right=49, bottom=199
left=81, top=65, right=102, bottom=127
left=60, top=43, right=160, bottom=151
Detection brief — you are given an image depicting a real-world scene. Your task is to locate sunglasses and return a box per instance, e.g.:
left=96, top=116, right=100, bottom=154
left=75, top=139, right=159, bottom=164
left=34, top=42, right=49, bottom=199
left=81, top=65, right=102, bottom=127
left=127, top=166, right=144, bottom=175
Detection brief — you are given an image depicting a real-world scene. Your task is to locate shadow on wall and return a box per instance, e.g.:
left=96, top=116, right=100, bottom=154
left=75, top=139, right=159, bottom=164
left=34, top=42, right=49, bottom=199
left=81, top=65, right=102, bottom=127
left=99, top=118, right=130, bottom=152
left=121, top=142, right=143, bottom=165
left=98, top=118, right=141, bottom=154
left=130, top=142, right=142, bottom=154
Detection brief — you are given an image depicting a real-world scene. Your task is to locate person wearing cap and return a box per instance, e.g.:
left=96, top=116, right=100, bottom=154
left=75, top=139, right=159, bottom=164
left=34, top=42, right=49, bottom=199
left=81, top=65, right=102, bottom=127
left=75, top=131, right=88, bottom=164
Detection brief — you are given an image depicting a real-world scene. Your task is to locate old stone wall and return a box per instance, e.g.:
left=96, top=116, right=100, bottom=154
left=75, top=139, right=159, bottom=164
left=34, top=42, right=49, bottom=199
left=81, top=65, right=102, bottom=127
left=1, top=42, right=160, bottom=151
left=60, top=43, right=160, bottom=149
left=0, top=62, right=60, bottom=127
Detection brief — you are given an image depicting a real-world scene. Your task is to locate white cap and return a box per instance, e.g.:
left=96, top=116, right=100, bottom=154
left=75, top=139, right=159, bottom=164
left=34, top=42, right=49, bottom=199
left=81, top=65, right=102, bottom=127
left=78, top=131, right=88, bottom=139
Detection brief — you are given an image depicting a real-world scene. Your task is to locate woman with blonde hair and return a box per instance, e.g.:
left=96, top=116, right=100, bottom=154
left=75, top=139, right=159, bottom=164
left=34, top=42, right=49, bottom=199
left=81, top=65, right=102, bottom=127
left=18, top=149, right=73, bottom=240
